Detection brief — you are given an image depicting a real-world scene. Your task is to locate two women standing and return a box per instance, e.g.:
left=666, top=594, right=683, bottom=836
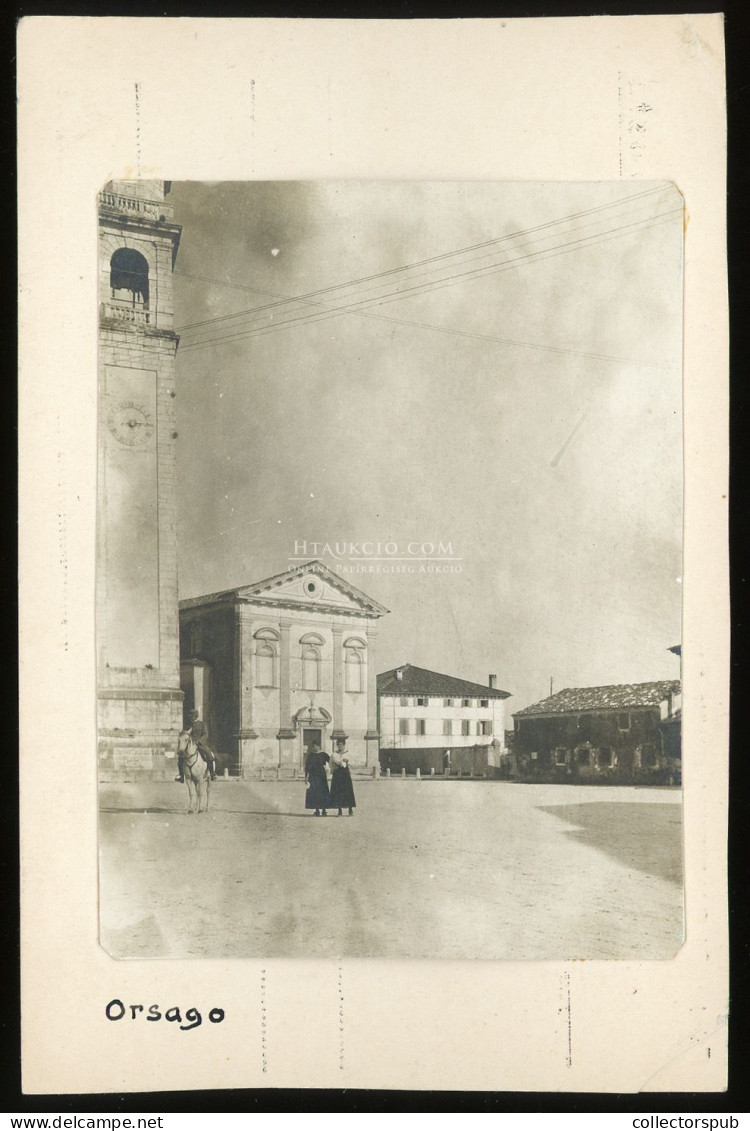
left=304, top=739, right=356, bottom=817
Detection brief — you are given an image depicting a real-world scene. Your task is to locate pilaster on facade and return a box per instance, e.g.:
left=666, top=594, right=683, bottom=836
left=276, top=618, right=294, bottom=738
left=364, top=627, right=380, bottom=771
left=364, top=627, right=379, bottom=739
left=331, top=624, right=346, bottom=739
left=235, top=605, right=258, bottom=774
left=235, top=604, right=258, bottom=740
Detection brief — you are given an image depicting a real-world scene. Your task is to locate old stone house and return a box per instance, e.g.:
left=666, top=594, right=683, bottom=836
left=512, top=681, right=682, bottom=784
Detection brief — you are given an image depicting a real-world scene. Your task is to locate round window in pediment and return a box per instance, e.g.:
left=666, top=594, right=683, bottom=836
left=303, top=575, right=321, bottom=598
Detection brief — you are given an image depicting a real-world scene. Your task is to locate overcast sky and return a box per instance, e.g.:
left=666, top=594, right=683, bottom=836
left=170, top=180, right=683, bottom=711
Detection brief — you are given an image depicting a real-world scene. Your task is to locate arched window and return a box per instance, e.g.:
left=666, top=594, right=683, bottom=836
left=302, top=645, right=320, bottom=691
left=256, top=643, right=276, bottom=687
left=343, top=636, right=366, bottom=693
left=253, top=628, right=279, bottom=688
left=345, top=649, right=363, bottom=692
left=110, top=248, right=149, bottom=306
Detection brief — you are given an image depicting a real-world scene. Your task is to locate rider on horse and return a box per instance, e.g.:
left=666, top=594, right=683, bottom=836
left=175, top=709, right=217, bottom=782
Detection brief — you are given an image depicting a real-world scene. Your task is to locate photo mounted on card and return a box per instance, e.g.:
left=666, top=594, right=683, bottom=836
left=97, top=179, right=684, bottom=962
left=19, top=15, right=727, bottom=1094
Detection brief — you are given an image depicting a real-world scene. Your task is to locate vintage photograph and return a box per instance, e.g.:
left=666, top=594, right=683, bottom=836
left=96, top=179, right=684, bottom=961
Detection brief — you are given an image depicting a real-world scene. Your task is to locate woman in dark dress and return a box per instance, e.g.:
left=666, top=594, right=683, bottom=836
left=329, top=739, right=356, bottom=816
left=304, top=743, right=330, bottom=816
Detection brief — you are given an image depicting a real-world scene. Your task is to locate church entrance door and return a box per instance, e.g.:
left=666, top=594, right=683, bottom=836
left=302, top=727, right=323, bottom=751
left=293, top=707, right=332, bottom=767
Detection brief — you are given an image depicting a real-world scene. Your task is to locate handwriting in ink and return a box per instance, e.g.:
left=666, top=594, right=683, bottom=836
left=105, top=998, right=225, bottom=1031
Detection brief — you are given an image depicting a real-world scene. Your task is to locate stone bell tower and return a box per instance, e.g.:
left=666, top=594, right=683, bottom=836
left=96, top=181, right=184, bottom=779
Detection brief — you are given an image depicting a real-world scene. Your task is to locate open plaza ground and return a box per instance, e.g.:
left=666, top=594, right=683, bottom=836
left=98, top=778, right=683, bottom=961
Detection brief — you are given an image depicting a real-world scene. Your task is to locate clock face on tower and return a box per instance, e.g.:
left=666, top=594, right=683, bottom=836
left=107, top=400, right=155, bottom=447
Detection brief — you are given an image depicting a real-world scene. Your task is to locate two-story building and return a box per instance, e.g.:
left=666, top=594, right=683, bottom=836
left=377, top=664, right=511, bottom=775
left=512, top=680, right=682, bottom=784
left=179, top=561, right=389, bottom=776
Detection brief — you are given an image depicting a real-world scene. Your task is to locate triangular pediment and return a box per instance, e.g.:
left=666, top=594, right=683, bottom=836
left=234, top=561, right=389, bottom=617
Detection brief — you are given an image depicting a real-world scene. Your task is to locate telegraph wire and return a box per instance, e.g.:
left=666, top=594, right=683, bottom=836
left=178, top=208, right=681, bottom=363
left=324, top=207, right=683, bottom=317
left=179, top=197, right=668, bottom=342
left=174, top=184, right=671, bottom=334
left=179, top=206, right=681, bottom=354
left=175, top=186, right=672, bottom=336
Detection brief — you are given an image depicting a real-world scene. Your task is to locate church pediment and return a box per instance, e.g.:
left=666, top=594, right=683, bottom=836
left=235, top=560, right=389, bottom=618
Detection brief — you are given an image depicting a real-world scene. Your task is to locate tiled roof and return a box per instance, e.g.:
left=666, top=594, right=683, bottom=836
left=378, top=664, right=510, bottom=699
left=514, top=680, right=680, bottom=717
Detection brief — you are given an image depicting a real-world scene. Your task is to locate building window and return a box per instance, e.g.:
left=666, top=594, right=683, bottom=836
left=253, top=628, right=280, bottom=687
left=302, top=645, right=321, bottom=691
left=598, top=747, right=613, bottom=768
left=444, top=698, right=453, bottom=707
left=461, top=720, right=471, bottom=736
left=110, top=247, right=149, bottom=307
left=618, top=712, right=631, bottom=731
left=343, top=635, right=366, bottom=693
left=302, top=575, right=321, bottom=598
left=345, top=649, right=363, bottom=692
left=480, top=698, right=489, bottom=708
left=443, top=719, right=453, bottom=736
left=479, top=721, right=493, bottom=736
left=417, top=697, right=429, bottom=707
left=189, top=622, right=204, bottom=656
left=554, top=747, right=568, bottom=766
left=399, top=719, right=410, bottom=736
left=417, top=719, right=427, bottom=736
left=643, top=744, right=658, bottom=767
left=256, top=643, right=276, bottom=687
left=576, top=747, right=591, bottom=766
left=399, top=696, right=409, bottom=707
left=462, top=698, right=472, bottom=708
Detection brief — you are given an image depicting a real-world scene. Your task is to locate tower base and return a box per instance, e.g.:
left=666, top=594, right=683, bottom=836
left=97, top=688, right=183, bottom=781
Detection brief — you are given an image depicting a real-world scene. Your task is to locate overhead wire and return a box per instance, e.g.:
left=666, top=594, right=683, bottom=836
left=178, top=207, right=682, bottom=363
left=178, top=207, right=680, bottom=354
left=175, top=184, right=670, bottom=335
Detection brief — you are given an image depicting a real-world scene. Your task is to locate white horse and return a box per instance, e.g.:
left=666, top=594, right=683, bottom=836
left=176, top=730, right=211, bottom=815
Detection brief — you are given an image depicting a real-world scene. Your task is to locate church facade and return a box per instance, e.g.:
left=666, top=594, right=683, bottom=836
left=179, top=562, right=389, bottom=776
